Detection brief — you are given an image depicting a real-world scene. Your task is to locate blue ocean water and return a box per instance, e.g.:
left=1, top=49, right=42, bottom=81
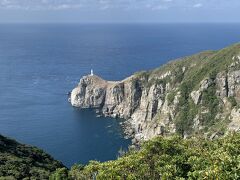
left=0, top=23, right=239, bottom=167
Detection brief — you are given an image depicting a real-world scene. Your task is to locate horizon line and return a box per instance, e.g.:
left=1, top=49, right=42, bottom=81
left=0, top=22, right=240, bottom=25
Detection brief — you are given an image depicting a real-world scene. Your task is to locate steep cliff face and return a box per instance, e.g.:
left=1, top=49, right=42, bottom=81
left=70, top=43, right=240, bottom=141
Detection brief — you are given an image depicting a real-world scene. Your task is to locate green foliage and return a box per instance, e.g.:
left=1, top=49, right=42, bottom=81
left=201, top=77, right=219, bottom=126
left=147, top=78, right=168, bottom=90
left=157, top=44, right=239, bottom=136
left=64, top=133, right=240, bottom=180
left=182, top=44, right=239, bottom=91
left=134, top=71, right=149, bottom=79
left=50, top=43, right=240, bottom=179
left=49, top=42, right=240, bottom=179
left=167, top=91, right=176, bottom=104
left=0, top=135, right=64, bottom=179
left=172, top=65, right=185, bottom=84
left=228, top=96, right=237, bottom=107
left=132, top=71, right=149, bottom=87
left=175, top=82, right=196, bottom=137
left=49, top=168, right=69, bottom=180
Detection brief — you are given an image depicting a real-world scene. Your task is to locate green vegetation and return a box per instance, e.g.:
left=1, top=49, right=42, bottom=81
left=0, top=135, right=64, bottom=179
left=61, top=43, right=240, bottom=179
left=52, top=133, right=240, bottom=180
left=172, top=65, right=185, bottom=84
left=229, top=96, right=237, bottom=107
left=134, top=71, right=150, bottom=80
left=150, top=43, right=240, bottom=91
left=149, top=43, right=240, bottom=136
left=50, top=168, right=69, bottom=180
left=127, top=43, right=240, bottom=137
left=2, top=43, right=240, bottom=179
left=201, top=72, right=220, bottom=127
left=175, top=82, right=192, bottom=136
left=167, top=91, right=176, bottom=104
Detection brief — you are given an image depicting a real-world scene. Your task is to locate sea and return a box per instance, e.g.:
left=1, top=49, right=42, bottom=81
left=0, top=23, right=239, bottom=167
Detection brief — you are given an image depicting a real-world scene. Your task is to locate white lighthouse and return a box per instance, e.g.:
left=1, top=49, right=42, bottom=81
left=90, top=69, right=94, bottom=76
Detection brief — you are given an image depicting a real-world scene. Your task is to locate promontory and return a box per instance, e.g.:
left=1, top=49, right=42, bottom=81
left=70, top=43, right=240, bottom=142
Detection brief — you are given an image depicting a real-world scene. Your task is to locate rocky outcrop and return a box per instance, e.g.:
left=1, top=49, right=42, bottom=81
left=70, top=74, right=173, bottom=141
left=228, top=108, right=240, bottom=132
left=70, top=43, right=240, bottom=141
left=191, top=90, right=202, bottom=105
left=71, top=75, right=108, bottom=108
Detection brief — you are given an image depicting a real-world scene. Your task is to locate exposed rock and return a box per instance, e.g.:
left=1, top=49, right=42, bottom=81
left=190, top=78, right=214, bottom=105
left=200, top=79, right=212, bottom=90
left=228, top=108, right=240, bottom=132
left=192, top=115, right=200, bottom=130
left=160, top=71, right=171, bottom=79
left=70, top=74, right=171, bottom=140
left=216, top=72, right=228, bottom=98
left=70, top=69, right=240, bottom=141
left=228, top=70, right=240, bottom=100
left=182, top=66, right=186, bottom=73
left=191, top=90, right=202, bottom=105
left=70, top=43, right=240, bottom=141
left=71, top=75, right=107, bottom=108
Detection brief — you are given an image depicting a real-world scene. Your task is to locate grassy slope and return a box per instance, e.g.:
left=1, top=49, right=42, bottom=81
left=136, top=43, right=240, bottom=90
left=133, top=43, right=240, bottom=136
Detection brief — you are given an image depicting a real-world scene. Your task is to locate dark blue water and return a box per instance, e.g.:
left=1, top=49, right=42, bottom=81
left=0, top=23, right=240, bottom=167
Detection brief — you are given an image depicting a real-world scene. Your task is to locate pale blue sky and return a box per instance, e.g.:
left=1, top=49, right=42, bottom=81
left=0, top=0, right=240, bottom=23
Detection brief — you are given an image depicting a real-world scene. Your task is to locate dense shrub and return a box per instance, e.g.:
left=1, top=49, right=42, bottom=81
left=51, top=133, right=240, bottom=180
left=0, top=135, right=64, bottom=179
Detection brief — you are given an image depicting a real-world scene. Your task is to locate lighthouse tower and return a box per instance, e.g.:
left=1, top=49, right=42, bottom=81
left=90, top=69, right=94, bottom=76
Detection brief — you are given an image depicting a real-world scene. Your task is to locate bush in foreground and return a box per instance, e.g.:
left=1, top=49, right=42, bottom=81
left=52, top=132, right=240, bottom=180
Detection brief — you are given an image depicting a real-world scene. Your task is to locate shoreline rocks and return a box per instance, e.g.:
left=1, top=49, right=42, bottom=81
left=69, top=43, right=240, bottom=142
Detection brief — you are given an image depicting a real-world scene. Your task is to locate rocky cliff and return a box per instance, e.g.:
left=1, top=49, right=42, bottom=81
left=70, top=43, right=240, bottom=142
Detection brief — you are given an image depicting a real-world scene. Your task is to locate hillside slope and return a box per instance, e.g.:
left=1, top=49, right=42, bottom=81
left=70, top=43, right=240, bottom=141
left=52, top=132, right=240, bottom=180
left=0, top=135, right=64, bottom=179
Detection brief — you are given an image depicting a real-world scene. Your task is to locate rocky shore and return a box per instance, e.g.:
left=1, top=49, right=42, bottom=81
left=69, top=43, right=240, bottom=142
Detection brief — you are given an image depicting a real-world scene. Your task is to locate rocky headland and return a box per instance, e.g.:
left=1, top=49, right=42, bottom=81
left=70, top=43, right=240, bottom=142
